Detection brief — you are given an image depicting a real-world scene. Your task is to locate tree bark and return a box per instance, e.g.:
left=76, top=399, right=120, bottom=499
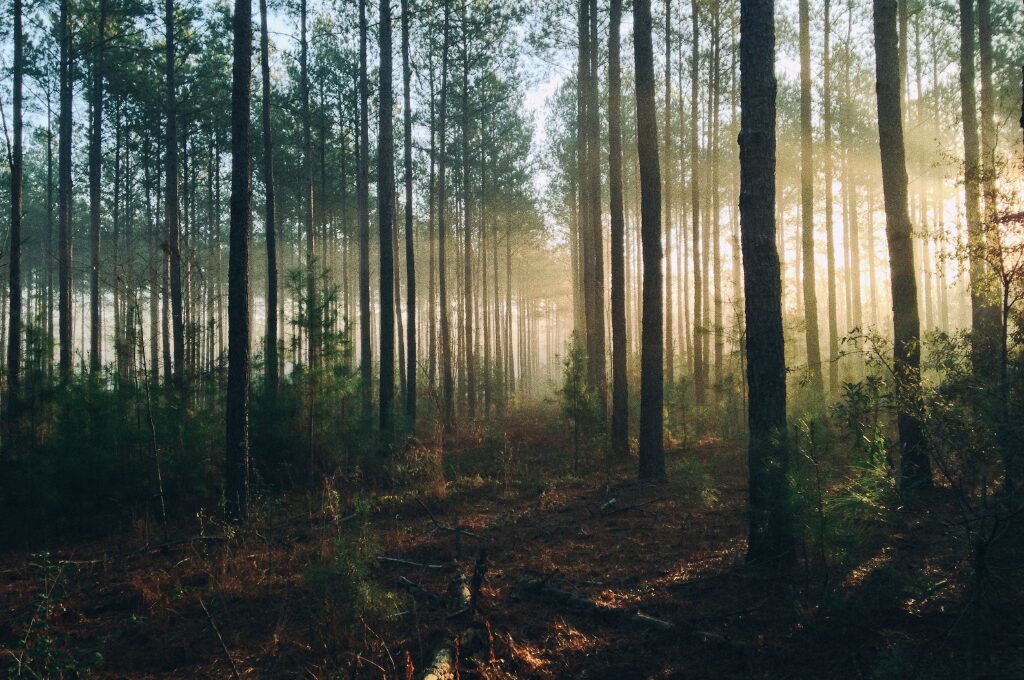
left=300, top=0, right=317, bottom=367
left=358, top=0, right=373, bottom=422
left=872, top=0, right=931, bottom=489
left=586, top=0, right=606, bottom=413
left=609, top=0, right=629, bottom=457
left=690, top=0, right=704, bottom=406
left=260, top=0, right=278, bottom=394
left=799, top=0, right=823, bottom=396
left=402, top=0, right=416, bottom=424
left=8, top=0, right=24, bottom=396
left=740, top=0, right=792, bottom=562
left=166, top=0, right=185, bottom=387
left=89, top=0, right=107, bottom=373
left=635, top=0, right=665, bottom=482
left=226, top=0, right=253, bottom=522
left=378, top=0, right=396, bottom=438
left=823, top=0, right=839, bottom=395
left=438, top=0, right=455, bottom=432
left=663, top=0, right=675, bottom=386
left=958, top=0, right=998, bottom=369
left=460, top=0, right=476, bottom=420
left=58, top=0, right=73, bottom=380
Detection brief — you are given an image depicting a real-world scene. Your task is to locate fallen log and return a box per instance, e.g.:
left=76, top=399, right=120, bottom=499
left=420, top=646, right=454, bottom=680
left=447, top=574, right=472, bottom=617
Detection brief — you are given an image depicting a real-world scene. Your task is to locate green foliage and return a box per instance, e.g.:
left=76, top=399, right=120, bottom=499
left=557, top=334, right=603, bottom=472
left=252, top=267, right=366, bottom=486
left=669, top=456, right=719, bottom=508
left=0, top=324, right=223, bottom=542
left=304, top=514, right=401, bottom=637
left=789, top=401, right=900, bottom=585
left=6, top=554, right=104, bottom=678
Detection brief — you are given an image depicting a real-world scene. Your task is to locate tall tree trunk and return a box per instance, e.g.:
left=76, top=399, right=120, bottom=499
left=872, top=0, right=931, bottom=489
left=663, top=0, right=675, bottom=386
left=428, top=64, right=437, bottom=391
left=166, top=0, right=185, bottom=387
left=46, top=95, right=55, bottom=376
left=58, top=0, right=73, bottom=380
left=460, top=0, right=476, bottom=419
left=260, top=0, right=278, bottom=394
left=226, top=0, right=253, bottom=521
left=823, top=0, right=839, bottom=395
left=635, top=0, right=665, bottom=481
left=799, top=0, right=823, bottom=395
left=8, top=0, right=24, bottom=397
left=358, top=0, right=372, bottom=422
left=438, top=1, right=454, bottom=431
left=609, top=0, right=628, bottom=457
left=378, top=0, right=396, bottom=438
left=576, top=0, right=591, bottom=354
left=977, top=0, right=995, bottom=220
left=740, top=0, right=792, bottom=562
left=711, top=0, right=722, bottom=389
left=89, top=0, right=106, bottom=373
left=586, top=0, right=606, bottom=413
left=300, top=0, right=317, bottom=367
left=958, top=0, right=998, bottom=368
left=401, top=0, right=416, bottom=424
left=690, top=0, right=704, bottom=405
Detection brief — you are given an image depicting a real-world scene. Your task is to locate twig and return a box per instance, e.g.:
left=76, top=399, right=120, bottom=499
left=58, top=535, right=228, bottom=566
left=198, top=597, right=241, bottom=680
left=378, top=556, right=458, bottom=571
left=397, top=576, right=444, bottom=606
left=599, top=496, right=668, bottom=517
left=417, top=499, right=485, bottom=540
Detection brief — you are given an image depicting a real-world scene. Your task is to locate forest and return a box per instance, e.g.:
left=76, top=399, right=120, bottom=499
left=0, top=0, right=1022, bottom=675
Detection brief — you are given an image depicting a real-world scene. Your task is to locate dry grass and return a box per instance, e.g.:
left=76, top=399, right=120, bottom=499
left=0, top=407, right=1020, bottom=679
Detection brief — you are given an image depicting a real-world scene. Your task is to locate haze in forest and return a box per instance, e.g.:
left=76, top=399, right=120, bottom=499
left=0, top=0, right=1022, bottom=676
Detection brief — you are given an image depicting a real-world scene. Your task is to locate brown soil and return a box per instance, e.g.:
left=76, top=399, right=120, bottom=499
left=1, top=408, right=1020, bottom=679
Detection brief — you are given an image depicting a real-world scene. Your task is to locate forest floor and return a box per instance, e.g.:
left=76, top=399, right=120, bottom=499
left=1, top=407, right=1022, bottom=679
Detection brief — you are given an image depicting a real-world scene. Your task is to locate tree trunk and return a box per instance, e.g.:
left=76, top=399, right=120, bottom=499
left=8, top=0, right=23, bottom=396
left=711, top=0, right=723, bottom=389
left=460, top=0, right=476, bottom=420
left=358, top=0, right=373, bottom=422
left=428, top=64, right=437, bottom=391
left=663, top=0, right=675, bottom=386
left=401, top=0, right=416, bottom=424
left=872, top=0, right=931, bottom=489
left=634, top=0, right=665, bottom=482
left=226, top=0, right=253, bottom=522
left=799, top=0, right=823, bottom=396
left=378, top=0, right=396, bottom=438
left=823, top=0, right=839, bottom=395
left=300, top=0, right=317, bottom=367
left=260, top=0, right=278, bottom=394
left=740, top=0, right=792, bottom=562
left=166, top=0, right=185, bottom=387
left=438, top=0, right=454, bottom=432
left=690, top=0, right=704, bottom=406
left=58, top=0, right=73, bottom=379
left=958, top=0, right=998, bottom=369
left=89, top=0, right=107, bottom=373
left=586, top=0, right=606, bottom=413
left=609, top=0, right=629, bottom=458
